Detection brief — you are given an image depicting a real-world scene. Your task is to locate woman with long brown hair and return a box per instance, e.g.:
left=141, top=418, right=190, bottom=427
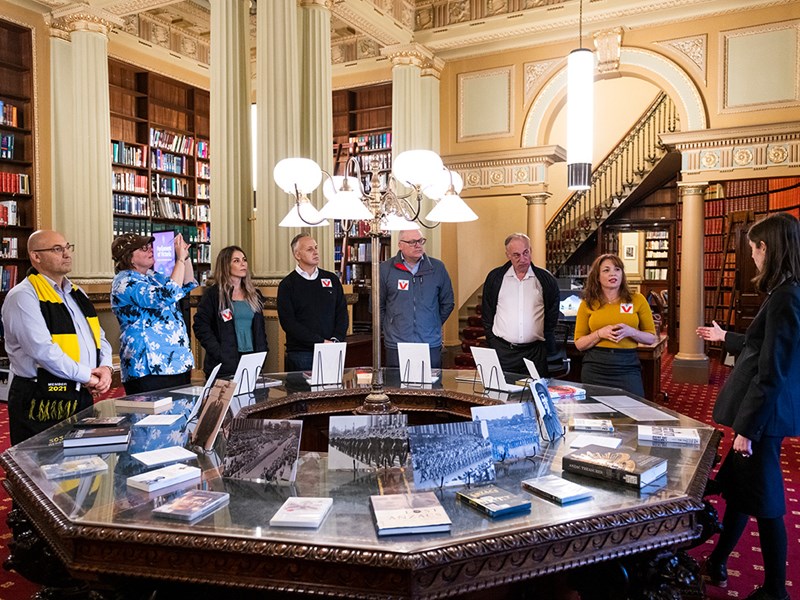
left=573, top=253, right=657, bottom=396
left=193, top=246, right=268, bottom=379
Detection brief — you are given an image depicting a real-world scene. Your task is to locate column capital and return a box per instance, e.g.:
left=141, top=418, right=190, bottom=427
left=523, top=191, right=551, bottom=206
left=47, top=19, right=71, bottom=41
left=299, top=0, right=333, bottom=8
left=381, top=42, right=436, bottom=69
left=48, top=4, right=124, bottom=36
left=678, top=182, right=709, bottom=197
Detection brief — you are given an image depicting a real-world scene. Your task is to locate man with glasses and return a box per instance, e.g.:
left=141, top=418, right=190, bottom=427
left=1, top=229, right=113, bottom=444
left=481, top=233, right=559, bottom=377
left=379, top=228, right=454, bottom=369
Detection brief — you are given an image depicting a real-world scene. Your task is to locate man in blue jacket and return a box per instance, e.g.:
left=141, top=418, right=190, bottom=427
left=379, top=228, right=454, bottom=369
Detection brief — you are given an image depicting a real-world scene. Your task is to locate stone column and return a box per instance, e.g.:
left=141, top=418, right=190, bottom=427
left=524, top=191, right=550, bottom=267
left=298, top=0, right=333, bottom=270
left=48, top=26, right=75, bottom=232
left=383, top=44, right=443, bottom=254
left=673, top=183, right=710, bottom=383
left=210, top=0, right=253, bottom=259
left=254, top=0, right=300, bottom=278
left=51, top=7, right=121, bottom=280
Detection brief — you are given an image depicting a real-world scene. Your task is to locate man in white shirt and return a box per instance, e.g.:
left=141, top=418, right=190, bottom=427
left=481, top=233, right=560, bottom=376
left=276, top=234, right=348, bottom=371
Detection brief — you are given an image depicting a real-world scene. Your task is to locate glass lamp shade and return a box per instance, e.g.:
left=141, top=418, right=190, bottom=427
left=425, top=191, right=478, bottom=223
left=319, top=188, right=373, bottom=221
left=278, top=200, right=329, bottom=228
left=392, top=150, right=444, bottom=187
left=422, top=168, right=464, bottom=200
left=566, top=47, right=594, bottom=190
left=381, top=212, right=421, bottom=231
left=273, top=157, right=322, bottom=195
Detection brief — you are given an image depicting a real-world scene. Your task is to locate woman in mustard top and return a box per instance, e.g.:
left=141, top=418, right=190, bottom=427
left=574, top=254, right=658, bottom=396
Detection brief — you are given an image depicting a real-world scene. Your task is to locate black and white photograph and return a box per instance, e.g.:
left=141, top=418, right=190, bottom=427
left=471, top=402, right=540, bottom=461
left=222, top=418, right=302, bottom=483
left=408, top=421, right=495, bottom=490
left=328, top=414, right=409, bottom=471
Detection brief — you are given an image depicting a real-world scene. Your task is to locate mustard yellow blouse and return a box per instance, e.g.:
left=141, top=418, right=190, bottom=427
left=574, top=292, right=656, bottom=349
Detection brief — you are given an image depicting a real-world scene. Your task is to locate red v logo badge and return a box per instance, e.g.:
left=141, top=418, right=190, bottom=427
left=620, top=303, right=634, bottom=314
left=398, top=280, right=409, bottom=291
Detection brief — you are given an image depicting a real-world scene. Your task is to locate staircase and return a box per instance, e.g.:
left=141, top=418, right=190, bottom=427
left=546, top=92, right=680, bottom=274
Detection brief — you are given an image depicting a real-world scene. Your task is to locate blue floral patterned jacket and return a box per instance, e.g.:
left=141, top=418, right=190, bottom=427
left=111, top=269, right=197, bottom=382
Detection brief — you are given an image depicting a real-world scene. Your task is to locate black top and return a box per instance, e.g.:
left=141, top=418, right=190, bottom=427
left=193, top=285, right=268, bottom=378
left=277, top=269, right=348, bottom=353
left=481, top=261, right=560, bottom=355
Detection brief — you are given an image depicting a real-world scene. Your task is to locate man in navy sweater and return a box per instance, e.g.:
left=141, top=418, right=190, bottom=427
left=277, top=234, right=348, bottom=371
left=379, top=228, right=454, bottom=369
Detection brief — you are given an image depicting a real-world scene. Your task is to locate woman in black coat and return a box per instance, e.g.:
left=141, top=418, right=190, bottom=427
left=193, top=246, right=268, bottom=379
left=696, top=212, right=800, bottom=600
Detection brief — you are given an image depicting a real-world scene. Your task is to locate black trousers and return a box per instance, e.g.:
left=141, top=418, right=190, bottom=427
left=8, top=377, right=93, bottom=446
left=487, top=338, right=548, bottom=378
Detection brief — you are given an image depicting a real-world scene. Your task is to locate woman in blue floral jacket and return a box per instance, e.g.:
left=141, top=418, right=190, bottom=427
left=111, top=232, right=198, bottom=394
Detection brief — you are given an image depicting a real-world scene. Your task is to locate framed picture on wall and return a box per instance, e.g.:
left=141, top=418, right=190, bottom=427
left=623, top=245, right=637, bottom=259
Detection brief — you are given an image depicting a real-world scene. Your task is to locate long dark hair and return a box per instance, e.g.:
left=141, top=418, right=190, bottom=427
left=748, top=212, right=800, bottom=293
left=207, top=246, right=262, bottom=312
left=582, top=253, right=633, bottom=309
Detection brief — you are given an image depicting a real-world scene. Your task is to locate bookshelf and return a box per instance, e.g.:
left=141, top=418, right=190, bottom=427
left=0, top=19, right=34, bottom=303
left=332, top=83, right=393, bottom=333
left=643, top=230, right=669, bottom=282
left=108, top=59, right=211, bottom=278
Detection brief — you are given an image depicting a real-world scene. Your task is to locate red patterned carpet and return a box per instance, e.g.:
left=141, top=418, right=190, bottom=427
left=0, top=359, right=798, bottom=599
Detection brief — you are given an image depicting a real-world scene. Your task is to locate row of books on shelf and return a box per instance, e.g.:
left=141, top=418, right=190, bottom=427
left=152, top=195, right=205, bottom=221
left=0, top=237, right=19, bottom=259
left=113, top=193, right=149, bottom=217
left=197, top=140, right=209, bottom=159
left=704, top=273, right=734, bottom=288
left=338, top=242, right=391, bottom=263
left=356, top=151, right=391, bottom=172
left=644, top=240, right=668, bottom=250
left=113, top=218, right=210, bottom=245
left=151, top=149, right=189, bottom=175
left=152, top=174, right=191, bottom=198
left=0, top=100, right=20, bottom=128
left=197, top=161, right=210, bottom=179
left=112, top=172, right=148, bottom=194
left=703, top=252, right=734, bottom=270
left=0, top=200, right=18, bottom=226
left=645, top=230, right=668, bottom=240
left=334, top=220, right=386, bottom=238
left=349, top=132, right=392, bottom=152
left=0, top=264, right=19, bottom=291
left=704, top=235, right=724, bottom=253
left=149, top=128, right=195, bottom=156
left=340, top=263, right=371, bottom=284
left=197, top=182, right=210, bottom=200
left=0, top=133, right=15, bottom=159
left=557, top=264, right=590, bottom=277
left=0, top=172, right=30, bottom=194
left=190, top=243, right=211, bottom=263
left=644, top=268, right=668, bottom=280
left=111, top=140, right=146, bottom=168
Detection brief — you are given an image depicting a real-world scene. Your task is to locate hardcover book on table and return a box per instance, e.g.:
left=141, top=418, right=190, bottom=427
left=131, top=445, right=197, bottom=467
left=561, top=444, right=668, bottom=489
left=269, top=497, right=334, bottom=528
left=63, top=442, right=130, bottom=456
left=152, top=490, right=230, bottom=522
left=63, top=427, right=131, bottom=448
left=126, top=463, right=202, bottom=492
left=73, top=416, right=128, bottom=428
left=637, top=425, right=700, bottom=446
left=40, top=456, right=108, bottom=480
left=456, top=485, right=532, bottom=518
left=115, top=394, right=173, bottom=413
left=570, top=418, right=614, bottom=432
left=522, top=474, right=594, bottom=505
left=370, top=492, right=452, bottom=536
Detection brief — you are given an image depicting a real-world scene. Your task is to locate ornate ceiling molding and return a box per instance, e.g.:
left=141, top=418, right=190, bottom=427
left=49, top=4, right=125, bottom=34
left=593, top=27, right=623, bottom=74
left=656, top=34, right=707, bottom=85
left=104, top=0, right=190, bottom=17
left=524, top=58, right=560, bottom=106
left=444, top=146, right=566, bottom=190
left=331, top=0, right=413, bottom=46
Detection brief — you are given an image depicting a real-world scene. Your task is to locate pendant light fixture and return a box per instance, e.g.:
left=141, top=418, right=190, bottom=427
left=567, top=0, right=594, bottom=190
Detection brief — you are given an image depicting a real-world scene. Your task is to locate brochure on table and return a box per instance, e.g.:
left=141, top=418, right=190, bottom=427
left=469, top=347, right=524, bottom=392
left=310, top=342, right=346, bottom=387
left=232, top=352, right=268, bottom=397
left=398, top=342, right=438, bottom=384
